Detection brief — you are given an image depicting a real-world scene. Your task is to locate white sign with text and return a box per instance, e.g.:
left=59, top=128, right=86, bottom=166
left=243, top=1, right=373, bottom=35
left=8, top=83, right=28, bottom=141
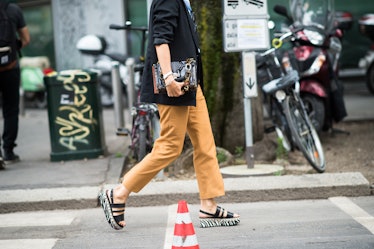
left=223, top=18, right=269, bottom=52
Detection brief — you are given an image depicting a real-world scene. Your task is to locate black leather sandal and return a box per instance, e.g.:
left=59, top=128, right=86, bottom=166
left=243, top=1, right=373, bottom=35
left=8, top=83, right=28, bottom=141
left=199, top=206, right=240, bottom=228
left=98, top=189, right=125, bottom=230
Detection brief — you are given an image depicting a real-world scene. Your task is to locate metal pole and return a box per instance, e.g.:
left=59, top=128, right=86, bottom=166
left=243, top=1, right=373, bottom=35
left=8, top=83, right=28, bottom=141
left=242, top=52, right=257, bottom=169
left=244, top=97, right=255, bottom=168
left=111, top=61, right=124, bottom=128
left=19, top=87, right=25, bottom=116
left=126, top=58, right=136, bottom=109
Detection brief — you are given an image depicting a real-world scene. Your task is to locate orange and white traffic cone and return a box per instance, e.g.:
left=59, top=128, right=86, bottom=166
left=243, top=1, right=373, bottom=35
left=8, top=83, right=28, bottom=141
left=172, top=200, right=200, bottom=249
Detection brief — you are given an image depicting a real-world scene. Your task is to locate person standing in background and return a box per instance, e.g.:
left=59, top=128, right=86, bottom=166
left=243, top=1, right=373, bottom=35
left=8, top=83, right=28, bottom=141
left=0, top=0, right=30, bottom=167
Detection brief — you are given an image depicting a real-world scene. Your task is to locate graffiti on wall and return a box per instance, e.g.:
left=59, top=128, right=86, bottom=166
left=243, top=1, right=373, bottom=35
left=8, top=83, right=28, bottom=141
left=55, top=70, right=97, bottom=150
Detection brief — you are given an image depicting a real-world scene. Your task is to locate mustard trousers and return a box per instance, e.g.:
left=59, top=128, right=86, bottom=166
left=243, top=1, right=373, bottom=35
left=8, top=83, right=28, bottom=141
left=122, top=86, right=225, bottom=199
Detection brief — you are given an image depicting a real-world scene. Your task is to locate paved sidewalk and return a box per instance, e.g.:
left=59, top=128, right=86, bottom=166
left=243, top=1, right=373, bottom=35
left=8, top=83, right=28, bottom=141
left=0, top=78, right=373, bottom=213
left=0, top=108, right=129, bottom=212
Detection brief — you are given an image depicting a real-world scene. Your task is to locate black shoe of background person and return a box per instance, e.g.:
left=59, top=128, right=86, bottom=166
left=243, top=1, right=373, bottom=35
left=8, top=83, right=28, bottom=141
left=0, top=150, right=4, bottom=169
left=4, top=150, right=20, bottom=164
left=0, top=158, right=5, bottom=170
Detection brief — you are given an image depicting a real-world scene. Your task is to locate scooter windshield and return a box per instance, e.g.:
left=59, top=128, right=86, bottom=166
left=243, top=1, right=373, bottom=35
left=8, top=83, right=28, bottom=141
left=289, top=0, right=335, bottom=31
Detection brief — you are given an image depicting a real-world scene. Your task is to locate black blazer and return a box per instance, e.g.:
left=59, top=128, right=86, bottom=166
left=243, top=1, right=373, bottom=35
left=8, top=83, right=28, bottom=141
left=140, top=0, right=202, bottom=106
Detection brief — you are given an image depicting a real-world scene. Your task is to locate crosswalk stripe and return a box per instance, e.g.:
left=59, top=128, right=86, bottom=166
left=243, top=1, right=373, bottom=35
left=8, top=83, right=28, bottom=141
left=163, top=204, right=178, bottom=249
left=330, top=196, right=374, bottom=234
left=0, top=239, right=58, bottom=249
left=0, top=210, right=75, bottom=228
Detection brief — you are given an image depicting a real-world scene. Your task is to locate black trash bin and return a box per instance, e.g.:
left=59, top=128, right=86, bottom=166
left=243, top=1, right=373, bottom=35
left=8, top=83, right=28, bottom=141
left=44, top=69, right=107, bottom=161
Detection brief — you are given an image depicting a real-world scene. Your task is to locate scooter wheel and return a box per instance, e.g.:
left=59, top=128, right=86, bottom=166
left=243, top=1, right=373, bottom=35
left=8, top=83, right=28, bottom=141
left=367, top=64, right=374, bottom=95
left=301, top=93, right=325, bottom=132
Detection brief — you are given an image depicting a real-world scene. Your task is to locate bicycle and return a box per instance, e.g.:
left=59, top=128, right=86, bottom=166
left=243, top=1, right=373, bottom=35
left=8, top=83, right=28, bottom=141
left=110, top=22, right=160, bottom=162
left=256, top=31, right=326, bottom=173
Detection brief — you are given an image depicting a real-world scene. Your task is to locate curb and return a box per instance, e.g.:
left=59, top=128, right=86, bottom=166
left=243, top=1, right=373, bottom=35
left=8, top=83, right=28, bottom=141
left=0, top=172, right=370, bottom=213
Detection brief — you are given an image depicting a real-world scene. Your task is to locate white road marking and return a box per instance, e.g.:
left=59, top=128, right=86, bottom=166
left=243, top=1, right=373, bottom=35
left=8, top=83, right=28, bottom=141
left=329, top=196, right=374, bottom=234
left=163, top=204, right=178, bottom=249
left=0, top=239, right=58, bottom=249
left=0, top=210, right=75, bottom=248
left=0, top=210, right=75, bottom=228
left=0, top=187, right=100, bottom=203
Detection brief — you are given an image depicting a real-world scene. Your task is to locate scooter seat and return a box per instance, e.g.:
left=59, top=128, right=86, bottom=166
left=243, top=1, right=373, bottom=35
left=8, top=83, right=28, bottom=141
left=106, top=53, right=130, bottom=64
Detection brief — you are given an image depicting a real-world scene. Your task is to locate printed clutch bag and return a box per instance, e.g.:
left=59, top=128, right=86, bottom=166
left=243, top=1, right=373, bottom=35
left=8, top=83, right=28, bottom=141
left=152, top=58, right=197, bottom=94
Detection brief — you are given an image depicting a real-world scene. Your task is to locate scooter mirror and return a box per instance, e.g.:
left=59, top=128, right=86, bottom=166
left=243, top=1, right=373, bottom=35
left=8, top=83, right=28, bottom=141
left=274, top=5, right=291, bottom=21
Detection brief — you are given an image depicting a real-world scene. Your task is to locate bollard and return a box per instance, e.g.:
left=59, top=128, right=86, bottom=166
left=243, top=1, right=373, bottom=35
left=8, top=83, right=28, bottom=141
left=125, top=58, right=136, bottom=109
left=111, top=61, right=124, bottom=129
left=19, top=87, right=25, bottom=116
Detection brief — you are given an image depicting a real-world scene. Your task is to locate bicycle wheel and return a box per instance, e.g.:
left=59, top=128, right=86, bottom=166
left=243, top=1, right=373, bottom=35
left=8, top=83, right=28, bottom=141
left=136, top=127, right=147, bottom=161
left=301, top=93, right=325, bottom=132
left=132, top=115, right=148, bottom=161
left=272, top=102, right=293, bottom=152
left=283, top=95, right=326, bottom=172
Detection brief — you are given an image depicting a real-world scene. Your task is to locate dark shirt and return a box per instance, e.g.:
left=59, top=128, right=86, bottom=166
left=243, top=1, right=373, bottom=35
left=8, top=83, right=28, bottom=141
left=6, top=3, right=26, bottom=30
left=3, top=3, right=26, bottom=69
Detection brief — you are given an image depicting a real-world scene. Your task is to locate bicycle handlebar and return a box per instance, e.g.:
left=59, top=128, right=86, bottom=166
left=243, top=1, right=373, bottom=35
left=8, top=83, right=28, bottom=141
left=110, top=21, right=148, bottom=58
left=109, top=24, right=148, bottom=32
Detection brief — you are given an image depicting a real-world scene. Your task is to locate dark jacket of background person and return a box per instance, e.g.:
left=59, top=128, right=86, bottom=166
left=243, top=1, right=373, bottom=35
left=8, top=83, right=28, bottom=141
left=0, top=1, right=28, bottom=71
left=140, top=0, right=203, bottom=106
left=0, top=1, right=30, bottom=161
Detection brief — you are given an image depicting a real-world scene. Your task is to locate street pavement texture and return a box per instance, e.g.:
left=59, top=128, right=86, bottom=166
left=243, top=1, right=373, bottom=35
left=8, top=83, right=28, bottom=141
left=0, top=79, right=373, bottom=248
left=0, top=197, right=373, bottom=248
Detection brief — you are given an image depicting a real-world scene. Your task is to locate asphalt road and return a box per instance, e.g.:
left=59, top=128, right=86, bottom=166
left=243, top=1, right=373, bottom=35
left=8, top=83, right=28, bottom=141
left=1, top=196, right=373, bottom=249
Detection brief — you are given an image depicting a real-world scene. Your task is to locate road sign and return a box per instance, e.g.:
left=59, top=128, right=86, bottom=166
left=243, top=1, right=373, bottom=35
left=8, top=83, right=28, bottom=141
left=222, top=0, right=269, bottom=169
left=223, top=0, right=268, bottom=17
left=242, top=52, right=258, bottom=98
left=223, top=18, right=269, bottom=52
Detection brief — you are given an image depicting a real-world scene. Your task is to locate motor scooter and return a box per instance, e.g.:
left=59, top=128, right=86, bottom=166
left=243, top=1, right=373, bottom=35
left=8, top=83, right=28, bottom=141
left=19, top=56, right=53, bottom=109
left=76, top=34, right=130, bottom=107
left=273, top=0, right=349, bottom=132
left=358, top=14, right=374, bottom=94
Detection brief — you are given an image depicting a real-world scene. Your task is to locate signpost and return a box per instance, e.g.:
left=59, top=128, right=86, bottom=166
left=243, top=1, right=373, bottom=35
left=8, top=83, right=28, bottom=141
left=222, top=0, right=269, bottom=168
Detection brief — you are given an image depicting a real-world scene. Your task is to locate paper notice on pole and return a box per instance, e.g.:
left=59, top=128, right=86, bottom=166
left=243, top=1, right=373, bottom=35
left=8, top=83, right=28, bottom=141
left=237, top=19, right=269, bottom=50
left=223, top=18, right=269, bottom=52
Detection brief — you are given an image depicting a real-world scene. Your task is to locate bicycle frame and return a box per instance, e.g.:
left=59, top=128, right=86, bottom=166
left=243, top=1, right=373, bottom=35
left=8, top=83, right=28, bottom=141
left=110, top=21, right=160, bottom=161
left=130, top=103, right=159, bottom=161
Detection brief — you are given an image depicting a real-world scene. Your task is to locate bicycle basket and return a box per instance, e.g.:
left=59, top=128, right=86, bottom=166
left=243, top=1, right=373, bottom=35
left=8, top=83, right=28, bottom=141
left=256, top=52, right=283, bottom=86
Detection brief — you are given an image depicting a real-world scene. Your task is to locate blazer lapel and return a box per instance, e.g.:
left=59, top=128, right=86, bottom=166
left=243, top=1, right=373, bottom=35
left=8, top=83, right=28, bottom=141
left=181, top=0, right=200, bottom=52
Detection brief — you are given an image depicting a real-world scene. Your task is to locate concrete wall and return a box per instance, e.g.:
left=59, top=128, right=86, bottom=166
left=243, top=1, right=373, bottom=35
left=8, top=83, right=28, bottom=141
left=51, top=0, right=125, bottom=71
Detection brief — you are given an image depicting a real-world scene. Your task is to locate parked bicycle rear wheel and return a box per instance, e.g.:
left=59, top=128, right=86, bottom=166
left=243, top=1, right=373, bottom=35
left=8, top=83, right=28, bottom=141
left=135, top=127, right=147, bottom=161
left=283, top=95, right=326, bottom=173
